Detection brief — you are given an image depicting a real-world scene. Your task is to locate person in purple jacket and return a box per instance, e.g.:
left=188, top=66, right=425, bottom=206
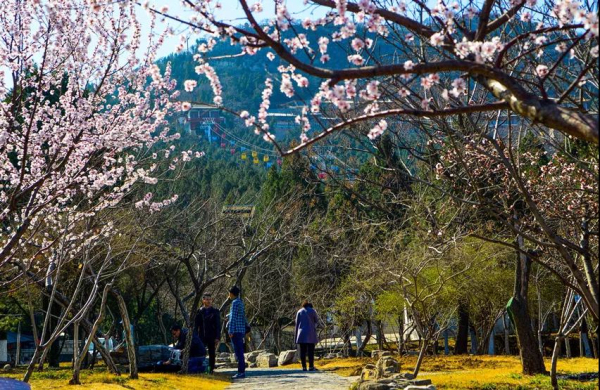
left=295, top=300, right=320, bottom=371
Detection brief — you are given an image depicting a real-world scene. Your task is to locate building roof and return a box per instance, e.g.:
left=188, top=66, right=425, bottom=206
left=6, top=331, right=34, bottom=344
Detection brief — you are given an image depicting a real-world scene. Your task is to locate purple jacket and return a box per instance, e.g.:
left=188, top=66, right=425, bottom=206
left=295, top=307, right=320, bottom=344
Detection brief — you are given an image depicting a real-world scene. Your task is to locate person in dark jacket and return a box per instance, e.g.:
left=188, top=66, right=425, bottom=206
left=195, top=293, right=221, bottom=373
left=156, top=324, right=206, bottom=373
left=295, top=300, right=320, bottom=371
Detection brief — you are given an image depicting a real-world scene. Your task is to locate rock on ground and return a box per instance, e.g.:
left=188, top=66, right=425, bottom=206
left=277, top=349, right=298, bottom=366
left=256, top=352, right=278, bottom=368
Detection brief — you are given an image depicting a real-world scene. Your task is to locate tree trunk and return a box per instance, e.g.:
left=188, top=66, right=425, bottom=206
left=376, top=320, right=384, bottom=351
left=115, top=292, right=138, bottom=379
left=503, top=313, right=511, bottom=355
left=344, top=331, right=355, bottom=357
left=508, top=235, right=546, bottom=375
left=357, top=320, right=372, bottom=357
left=412, top=339, right=428, bottom=378
left=73, top=322, right=80, bottom=369
left=45, top=297, right=62, bottom=368
left=181, top=294, right=201, bottom=374
left=156, top=299, right=169, bottom=345
left=550, top=336, right=562, bottom=390
left=565, top=335, right=572, bottom=358
left=591, top=327, right=598, bottom=359
left=397, top=315, right=404, bottom=354
left=444, top=329, right=450, bottom=355
left=455, top=302, right=469, bottom=354
left=23, top=346, right=43, bottom=383
left=71, top=285, right=111, bottom=385
left=469, top=326, right=478, bottom=354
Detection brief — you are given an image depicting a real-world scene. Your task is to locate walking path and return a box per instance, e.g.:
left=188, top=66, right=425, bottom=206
left=222, top=368, right=358, bottom=390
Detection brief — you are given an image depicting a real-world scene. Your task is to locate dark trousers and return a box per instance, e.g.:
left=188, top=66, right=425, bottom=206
left=203, top=339, right=217, bottom=372
left=299, top=343, right=315, bottom=368
left=153, top=361, right=181, bottom=372
left=231, top=333, right=245, bottom=374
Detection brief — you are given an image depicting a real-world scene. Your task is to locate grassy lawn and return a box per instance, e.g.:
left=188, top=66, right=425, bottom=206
left=1, top=367, right=231, bottom=390
left=283, top=355, right=599, bottom=390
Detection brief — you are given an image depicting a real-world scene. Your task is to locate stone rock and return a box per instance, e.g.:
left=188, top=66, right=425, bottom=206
left=216, top=352, right=232, bottom=363
left=278, top=349, right=298, bottom=366
left=245, top=350, right=265, bottom=363
left=404, top=386, right=435, bottom=390
left=361, top=364, right=377, bottom=381
left=217, top=361, right=245, bottom=369
left=256, top=352, right=278, bottom=368
left=408, top=379, right=432, bottom=386
left=336, top=352, right=345, bottom=358
left=399, top=373, right=415, bottom=380
left=358, top=382, right=391, bottom=390
left=249, top=362, right=258, bottom=368
left=323, top=353, right=336, bottom=359
left=3, top=364, right=12, bottom=371
left=375, top=356, right=400, bottom=379
left=371, top=350, right=392, bottom=360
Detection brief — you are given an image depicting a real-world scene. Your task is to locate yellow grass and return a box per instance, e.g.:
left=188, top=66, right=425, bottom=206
left=1, top=367, right=230, bottom=390
left=283, top=355, right=599, bottom=389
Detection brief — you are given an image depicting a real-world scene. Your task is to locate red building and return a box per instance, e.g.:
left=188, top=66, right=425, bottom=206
left=184, top=104, right=226, bottom=142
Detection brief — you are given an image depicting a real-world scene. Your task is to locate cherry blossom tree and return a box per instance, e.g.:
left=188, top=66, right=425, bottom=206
left=0, top=0, right=186, bottom=284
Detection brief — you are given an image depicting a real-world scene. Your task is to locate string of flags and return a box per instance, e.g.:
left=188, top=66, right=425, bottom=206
left=199, top=124, right=335, bottom=178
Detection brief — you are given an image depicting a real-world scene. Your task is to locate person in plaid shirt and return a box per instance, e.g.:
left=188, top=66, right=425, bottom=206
left=227, top=286, right=247, bottom=379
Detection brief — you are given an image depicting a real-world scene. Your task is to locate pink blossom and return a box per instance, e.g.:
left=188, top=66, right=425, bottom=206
left=184, top=80, right=197, bottom=92
left=536, top=64, right=549, bottom=77
left=351, top=38, right=365, bottom=51
left=430, top=32, right=445, bottom=46
left=348, top=54, right=365, bottom=65
left=399, top=88, right=410, bottom=98
left=367, top=120, right=388, bottom=139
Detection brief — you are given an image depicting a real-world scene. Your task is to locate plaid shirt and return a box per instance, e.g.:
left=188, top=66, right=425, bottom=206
left=227, top=297, right=247, bottom=334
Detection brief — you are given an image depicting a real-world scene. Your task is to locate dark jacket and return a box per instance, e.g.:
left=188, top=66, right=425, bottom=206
left=195, top=306, right=221, bottom=343
left=174, top=329, right=205, bottom=358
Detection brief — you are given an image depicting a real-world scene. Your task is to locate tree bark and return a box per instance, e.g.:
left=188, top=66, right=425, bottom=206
left=115, top=292, right=138, bottom=379
left=412, top=339, right=428, bottom=378
left=470, top=326, right=478, bottom=354
left=455, top=302, right=470, bottom=354
left=45, top=297, right=62, bottom=368
left=508, top=235, right=547, bottom=375
left=23, top=346, right=43, bottom=383
left=71, top=284, right=111, bottom=385
left=357, top=320, right=372, bottom=356
left=376, top=320, right=384, bottom=351
left=550, top=336, right=563, bottom=390
left=397, top=315, right=404, bottom=354
left=502, top=313, right=511, bottom=355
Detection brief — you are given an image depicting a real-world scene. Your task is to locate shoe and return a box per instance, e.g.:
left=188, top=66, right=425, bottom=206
left=308, top=367, right=318, bottom=372
left=231, top=373, right=246, bottom=379
left=302, top=367, right=307, bottom=371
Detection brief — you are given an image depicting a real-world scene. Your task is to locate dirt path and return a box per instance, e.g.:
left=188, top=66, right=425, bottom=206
left=222, top=368, right=358, bottom=390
